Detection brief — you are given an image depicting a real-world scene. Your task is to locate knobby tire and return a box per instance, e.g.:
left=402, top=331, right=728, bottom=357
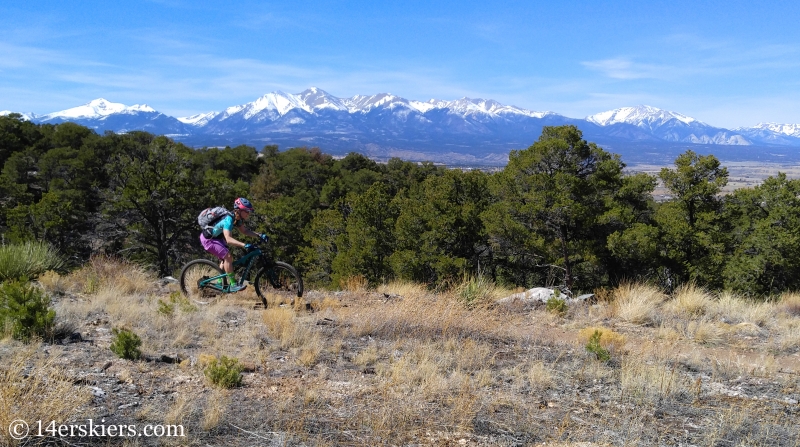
left=254, top=261, right=304, bottom=308
left=179, top=259, right=225, bottom=299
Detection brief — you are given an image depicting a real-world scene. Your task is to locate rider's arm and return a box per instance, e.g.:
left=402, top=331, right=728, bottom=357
left=223, top=229, right=247, bottom=248
left=236, top=224, right=260, bottom=239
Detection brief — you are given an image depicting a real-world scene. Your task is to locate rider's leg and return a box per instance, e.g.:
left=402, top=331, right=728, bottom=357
left=222, top=251, right=235, bottom=284
left=222, top=252, right=233, bottom=273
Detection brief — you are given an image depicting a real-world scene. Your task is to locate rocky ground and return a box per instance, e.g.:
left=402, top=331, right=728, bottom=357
left=2, top=272, right=800, bottom=446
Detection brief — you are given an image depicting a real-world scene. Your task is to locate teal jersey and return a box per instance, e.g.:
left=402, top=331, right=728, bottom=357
left=209, top=215, right=242, bottom=239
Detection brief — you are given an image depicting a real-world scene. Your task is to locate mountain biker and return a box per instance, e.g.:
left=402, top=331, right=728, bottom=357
left=199, top=197, right=268, bottom=292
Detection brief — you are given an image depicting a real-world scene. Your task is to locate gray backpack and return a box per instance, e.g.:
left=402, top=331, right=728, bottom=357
left=198, top=206, right=233, bottom=238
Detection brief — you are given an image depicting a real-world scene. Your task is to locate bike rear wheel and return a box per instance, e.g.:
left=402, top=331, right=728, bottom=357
left=254, top=262, right=303, bottom=308
left=179, top=259, right=226, bottom=299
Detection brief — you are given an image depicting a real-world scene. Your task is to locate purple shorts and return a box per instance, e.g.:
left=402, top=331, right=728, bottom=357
left=200, top=234, right=229, bottom=260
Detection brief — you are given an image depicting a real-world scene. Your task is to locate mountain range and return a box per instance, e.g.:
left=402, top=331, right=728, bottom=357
left=4, top=88, right=800, bottom=166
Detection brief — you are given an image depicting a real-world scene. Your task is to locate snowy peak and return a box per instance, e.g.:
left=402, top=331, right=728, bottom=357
left=343, top=93, right=409, bottom=112
left=1, top=110, right=36, bottom=120
left=749, top=122, right=800, bottom=138
left=177, top=111, right=220, bottom=126
left=587, top=105, right=699, bottom=127
left=220, top=91, right=321, bottom=120
left=40, top=98, right=157, bottom=121
left=298, top=87, right=349, bottom=112
left=204, top=89, right=555, bottom=121
left=439, top=97, right=554, bottom=118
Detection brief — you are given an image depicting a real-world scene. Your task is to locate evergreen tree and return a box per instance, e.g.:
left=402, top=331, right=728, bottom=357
left=483, top=125, right=627, bottom=290
left=656, top=150, right=729, bottom=287
left=722, top=173, right=800, bottom=296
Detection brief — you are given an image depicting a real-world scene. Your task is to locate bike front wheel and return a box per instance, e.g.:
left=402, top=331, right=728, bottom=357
left=179, top=259, right=225, bottom=300
left=254, top=262, right=304, bottom=308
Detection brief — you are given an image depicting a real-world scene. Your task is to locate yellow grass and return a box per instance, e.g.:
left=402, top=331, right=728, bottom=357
left=666, top=283, right=714, bottom=317
left=578, top=326, right=627, bottom=354
left=64, top=255, right=155, bottom=296
left=779, top=292, right=800, bottom=317
left=612, top=282, right=665, bottom=324
left=710, top=291, right=773, bottom=326
left=340, top=274, right=369, bottom=292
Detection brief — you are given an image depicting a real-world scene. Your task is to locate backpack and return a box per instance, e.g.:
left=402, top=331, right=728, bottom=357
left=198, top=206, right=233, bottom=238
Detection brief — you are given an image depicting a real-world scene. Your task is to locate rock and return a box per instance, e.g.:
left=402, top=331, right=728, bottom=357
left=497, top=288, right=596, bottom=308
left=64, top=332, right=83, bottom=343
left=159, top=354, right=181, bottom=364
left=89, top=386, right=107, bottom=399
left=160, top=276, right=178, bottom=284
left=497, top=287, right=555, bottom=307
left=573, top=293, right=596, bottom=304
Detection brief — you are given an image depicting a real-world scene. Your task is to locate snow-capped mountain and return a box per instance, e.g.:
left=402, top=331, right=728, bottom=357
left=5, top=90, right=800, bottom=165
left=34, top=98, right=189, bottom=135
left=177, top=112, right=220, bottom=127
left=587, top=105, right=750, bottom=145
left=751, top=122, right=800, bottom=137
left=587, top=105, right=698, bottom=127
left=38, top=98, right=155, bottom=122
left=733, top=123, right=800, bottom=146
left=1, top=110, right=36, bottom=121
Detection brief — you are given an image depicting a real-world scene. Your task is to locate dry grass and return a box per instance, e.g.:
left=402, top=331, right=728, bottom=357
left=201, top=389, right=229, bottom=431
left=665, top=283, right=714, bottom=317
left=63, top=255, right=155, bottom=296
left=772, top=319, right=800, bottom=353
left=684, top=319, right=725, bottom=345
left=779, top=292, right=800, bottom=317
left=709, top=291, right=773, bottom=326
left=36, top=270, right=67, bottom=295
left=0, top=342, right=92, bottom=444
left=376, top=280, right=430, bottom=301
left=164, top=392, right=196, bottom=427
left=619, top=353, right=690, bottom=402
left=611, top=282, right=665, bottom=324
left=340, top=274, right=368, bottom=292
left=13, top=268, right=800, bottom=446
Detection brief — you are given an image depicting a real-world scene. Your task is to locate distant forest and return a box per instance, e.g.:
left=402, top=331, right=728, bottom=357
left=2, top=112, right=799, bottom=297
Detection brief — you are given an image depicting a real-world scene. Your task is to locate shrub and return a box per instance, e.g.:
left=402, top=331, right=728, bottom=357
left=546, top=292, right=568, bottom=316
left=0, top=241, right=64, bottom=281
left=0, top=279, right=56, bottom=340
left=456, top=273, right=495, bottom=309
left=204, top=356, right=243, bottom=389
left=110, top=327, right=142, bottom=360
left=585, top=330, right=611, bottom=362
left=158, top=291, right=198, bottom=316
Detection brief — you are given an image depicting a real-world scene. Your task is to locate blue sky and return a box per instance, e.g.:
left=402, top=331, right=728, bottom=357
left=2, top=0, right=800, bottom=128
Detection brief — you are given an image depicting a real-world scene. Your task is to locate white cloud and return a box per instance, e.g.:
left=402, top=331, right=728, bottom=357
left=582, top=57, right=669, bottom=80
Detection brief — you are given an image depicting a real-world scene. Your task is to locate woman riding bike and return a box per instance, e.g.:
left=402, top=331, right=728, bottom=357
left=199, top=197, right=268, bottom=292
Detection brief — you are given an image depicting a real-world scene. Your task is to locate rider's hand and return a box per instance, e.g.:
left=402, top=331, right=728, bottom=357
left=259, top=233, right=269, bottom=243
left=244, top=243, right=254, bottom=251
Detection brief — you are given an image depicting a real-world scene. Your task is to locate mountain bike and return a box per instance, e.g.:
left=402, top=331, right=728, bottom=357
left=178, top=240, right=303, bottom=308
